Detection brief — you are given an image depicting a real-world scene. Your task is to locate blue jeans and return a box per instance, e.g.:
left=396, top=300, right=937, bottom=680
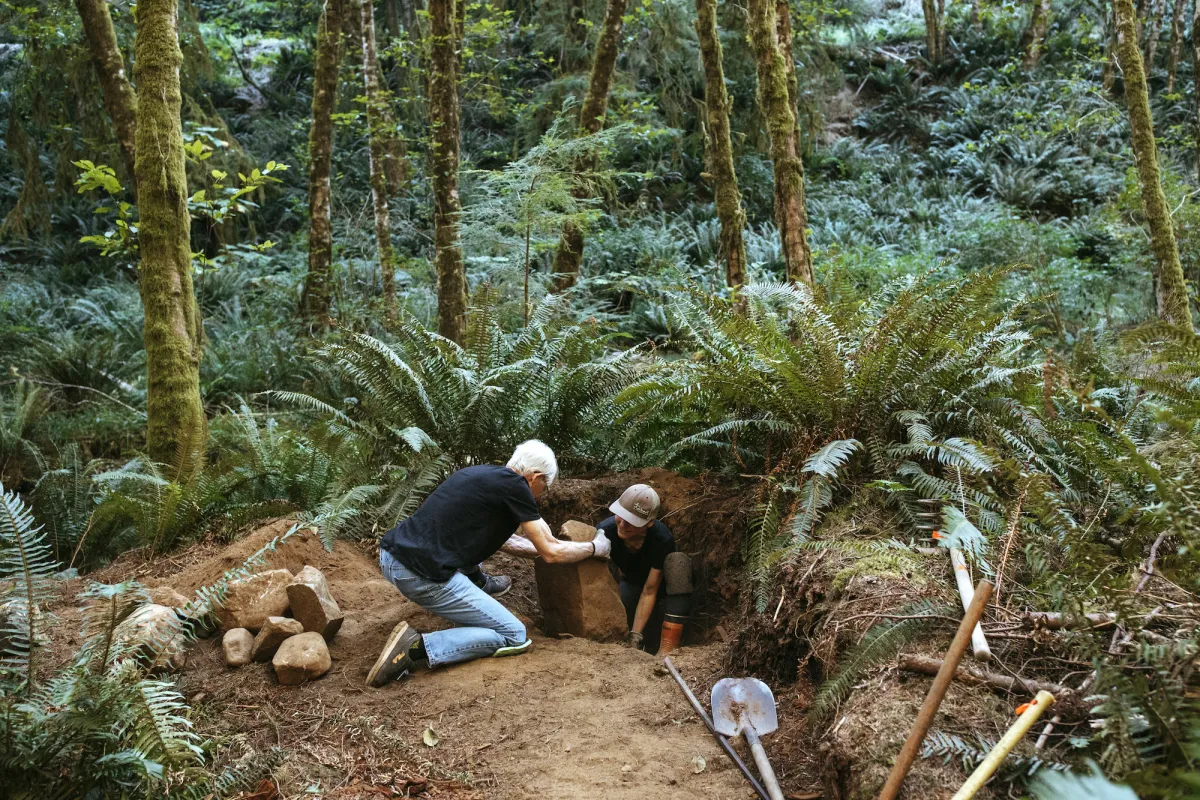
left=379, top=549, right=527, bottom=668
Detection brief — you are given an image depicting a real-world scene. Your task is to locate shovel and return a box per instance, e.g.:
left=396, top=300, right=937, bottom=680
left=712, top=677, right=785, bottom=800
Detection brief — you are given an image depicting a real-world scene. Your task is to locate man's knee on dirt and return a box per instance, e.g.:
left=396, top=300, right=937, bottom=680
left=499, top=617, right=527, bottom=647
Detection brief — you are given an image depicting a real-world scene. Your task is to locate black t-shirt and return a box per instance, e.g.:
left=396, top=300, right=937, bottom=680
left=381, top=465, right=542, bottom=581
left=598, top=516, right=676, bottom=587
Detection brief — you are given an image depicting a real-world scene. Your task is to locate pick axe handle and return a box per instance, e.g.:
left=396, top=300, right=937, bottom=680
left=878, top=580, right=994, bottom=800
left=664, top=657, right=770, bottom=800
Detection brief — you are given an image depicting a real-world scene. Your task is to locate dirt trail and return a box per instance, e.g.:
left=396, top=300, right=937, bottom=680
left=59, top=518, right=760, bottom=798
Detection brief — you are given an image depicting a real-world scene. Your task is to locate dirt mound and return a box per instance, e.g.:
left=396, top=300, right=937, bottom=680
left=132, top=512, right=790, bottom=798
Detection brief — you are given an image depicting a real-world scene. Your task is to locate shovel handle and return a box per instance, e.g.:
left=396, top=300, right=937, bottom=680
left=743, top=726, right=785, bottom=800
left=664, top=658, right=770, bottom=800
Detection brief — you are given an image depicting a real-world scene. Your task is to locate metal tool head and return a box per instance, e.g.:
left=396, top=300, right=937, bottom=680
left=711, top=677, right=778, bottom=737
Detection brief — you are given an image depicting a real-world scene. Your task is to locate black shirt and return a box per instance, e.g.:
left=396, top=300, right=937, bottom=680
left=597, top=516, right=676, bottom=587
left=381, top=465, right=542, bottom=581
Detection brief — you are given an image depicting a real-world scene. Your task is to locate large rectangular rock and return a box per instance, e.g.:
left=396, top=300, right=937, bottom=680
left=534, top=521, right=628, bottom=641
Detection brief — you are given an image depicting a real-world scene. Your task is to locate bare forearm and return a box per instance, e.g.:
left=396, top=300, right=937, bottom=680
left=500, top=534, right=539, bottom=559
left=543, top=539, right=597, bottom=564
left=632, top=591, right=657, bottom=634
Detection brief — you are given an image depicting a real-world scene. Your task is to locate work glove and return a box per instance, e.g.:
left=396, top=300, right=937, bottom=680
left=623, top=630, right=645, bottom=650
left=591, top=530, right=612, bottom=559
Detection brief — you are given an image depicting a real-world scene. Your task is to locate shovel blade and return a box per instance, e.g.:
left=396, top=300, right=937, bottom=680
left=711, top=677, right=778, bottom=737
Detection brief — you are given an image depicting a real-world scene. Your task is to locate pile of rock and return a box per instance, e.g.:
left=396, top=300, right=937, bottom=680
left=220, top=565, right=343, bottom=685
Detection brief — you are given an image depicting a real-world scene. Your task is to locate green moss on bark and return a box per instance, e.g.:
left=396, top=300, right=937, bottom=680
left=1116, top=0, right=1194, bottom=327
left=134, top=0, right=206, bottom=465
left=695, top=0, right=747, bottom=289
left=746, top=0, right=813, bottom=286
left=429, top=0, right=467, bottom=342
left=551, top=0, right=628, bottom=291
left=300, top=0, right=345, bottom=326
left=359, top=0, right=396, bottom=316
left=75, top=0, right=138, bottom=187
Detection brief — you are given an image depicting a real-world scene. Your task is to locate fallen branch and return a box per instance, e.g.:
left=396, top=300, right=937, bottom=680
left=1023, top=611, right=1117, bottom=630
left=897, top=653, right=1068, bottom=697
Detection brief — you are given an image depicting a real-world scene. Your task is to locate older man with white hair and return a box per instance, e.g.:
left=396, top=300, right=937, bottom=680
left=368, top=440, right=610, bottom=687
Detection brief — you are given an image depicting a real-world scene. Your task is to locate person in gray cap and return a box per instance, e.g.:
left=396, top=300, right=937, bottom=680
left=596, top=484, right=693, bottom=654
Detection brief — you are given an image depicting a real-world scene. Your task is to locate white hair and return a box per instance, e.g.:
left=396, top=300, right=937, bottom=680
left=506, top=439, right=559, bottom=485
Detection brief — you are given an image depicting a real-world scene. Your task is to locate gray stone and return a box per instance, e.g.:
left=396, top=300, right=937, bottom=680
left=534, top=521, right=627, bottom=642
left=218, top=568, right=293, bottom=632
left=114, top=603, right=187, bottom=673
left=286, top=565, right=344, bottom=640
left=272, top=631, right=332, bottom=685
left=251, top=616, right=303, bottom=662
left=222, top=628, right=254, bottom=667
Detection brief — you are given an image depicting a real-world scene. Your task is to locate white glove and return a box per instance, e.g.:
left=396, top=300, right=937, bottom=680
left=591, top=530, right=612, bottom=559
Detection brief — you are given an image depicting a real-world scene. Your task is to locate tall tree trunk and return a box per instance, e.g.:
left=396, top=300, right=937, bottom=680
left=1104, top=0, right=1120, bottom=88
left=75, top=0, right=138, bottom=186
left=746, top=0, right=813, bottom=285
left=1166, top=0, right=1187, bottom=89
left=695, top=0, right=747, bottom=289
left=1021, top=0, right=1052, bottom=66
left=776, top=1, right=804, bottom=158
left=135, top=0, right=206, bottom=466
left=921, top=0, right=942, bottom=63
left=550, top=0, right=628, bottom=291
left=360, top=0, right=397, bottom=315
left=385, top=0, right=401, bottom=39
left=562, top=0, right=589, bottom=72
left=1144, top=0, right=1168, bottom=69
left=301, top=0, right=346, bottom=326
left=1194, top=0, right=1200, bottom=181
left=429, top=0, right=466, bottom=341
left=1116, top=0, right=1194, bottom=327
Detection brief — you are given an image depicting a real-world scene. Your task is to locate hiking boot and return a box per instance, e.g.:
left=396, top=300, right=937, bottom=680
left=366, top=620, right=422, bottom=688
left=468, top=569, right=512, bottom=597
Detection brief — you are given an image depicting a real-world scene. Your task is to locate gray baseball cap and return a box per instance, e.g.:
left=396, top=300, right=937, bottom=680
left=610, top=484, right=661, bottom=527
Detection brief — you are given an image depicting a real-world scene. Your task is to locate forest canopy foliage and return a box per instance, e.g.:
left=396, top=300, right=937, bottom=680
left=1, top=0, right=1200, bottom=795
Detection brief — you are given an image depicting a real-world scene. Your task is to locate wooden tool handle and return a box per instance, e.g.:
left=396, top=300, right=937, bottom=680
left=743, top=725, right=785, bottom=800
left=877, top=579, right=994, bottom=800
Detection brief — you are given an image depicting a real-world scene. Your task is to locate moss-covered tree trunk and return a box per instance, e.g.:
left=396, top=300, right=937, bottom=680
left=429, top=0, right=466, bottom=342
left=75, top=0, right=138, bottom=186
left=776, top=0, right=804, bottom=158
left=1194, top=0, right=1200, bottom=181
left=300, top=0, right=345, bottom=326
left=1144, top=0, right=1167, bottom=68
left=695, top=0, right=747, bottom=289
left=1116, top=0, right=1194, bottom=327
left=1166, top=0, right=1187, bottom=89
left=746, top=0, right=813, bottom=286
left=1021, top=0, right=1052, bottom=66
left=359, top=0, right=396, bottom=316
left=135, top=0, right=206, bottom=465
left=550, top=0, right=628, bottom=291
left=920, top=0, right=942, bottom=62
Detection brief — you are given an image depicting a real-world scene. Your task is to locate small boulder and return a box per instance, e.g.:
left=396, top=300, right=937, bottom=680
left=223, top=628, right=254, bottom=667
left=147, top=585, right=191, bottom=609
left=251, top=616, right=303, bottom=662
left=287, top=566, right=344, bottom=639
left=272, top=631, right=332, bottom=685
left=114, top=603, right=187, bottom=673
left=218, top=568, right=293, bottom=631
